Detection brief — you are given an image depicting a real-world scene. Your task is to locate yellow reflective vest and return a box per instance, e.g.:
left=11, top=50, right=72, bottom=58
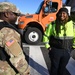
left=43, top=20, right=75, bottom=49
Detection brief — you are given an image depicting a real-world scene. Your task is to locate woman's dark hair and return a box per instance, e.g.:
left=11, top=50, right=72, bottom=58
left=55, top=8, right=70, bottom=35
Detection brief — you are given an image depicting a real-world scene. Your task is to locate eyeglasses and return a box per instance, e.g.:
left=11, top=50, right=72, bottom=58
left=12, top=12, right=20, bottom=16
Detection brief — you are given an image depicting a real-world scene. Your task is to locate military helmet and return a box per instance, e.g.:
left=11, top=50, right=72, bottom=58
left=0, top=2, right=21, bottom=15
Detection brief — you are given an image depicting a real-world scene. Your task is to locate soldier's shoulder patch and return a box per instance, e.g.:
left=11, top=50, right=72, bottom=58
left=6, top=39, right=15, bottom=46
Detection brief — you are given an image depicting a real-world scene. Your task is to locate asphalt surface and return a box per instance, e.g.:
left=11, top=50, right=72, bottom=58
left=23, top=44, right=51, bottom=75
left=22, top=43, right=75, bottom=75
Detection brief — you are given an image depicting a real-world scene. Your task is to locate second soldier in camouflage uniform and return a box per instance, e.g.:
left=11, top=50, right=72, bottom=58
left=0, top=2, right=30, bottom=75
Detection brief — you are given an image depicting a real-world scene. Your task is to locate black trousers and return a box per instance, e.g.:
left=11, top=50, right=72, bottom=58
left=49, top=47, right=71, bottom=75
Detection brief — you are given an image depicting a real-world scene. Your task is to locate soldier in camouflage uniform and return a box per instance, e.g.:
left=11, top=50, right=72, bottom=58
left=0, top=2, right=30, bottom=75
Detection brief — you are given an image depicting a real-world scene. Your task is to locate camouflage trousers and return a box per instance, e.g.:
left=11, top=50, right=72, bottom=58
left=0, top=61, right=30, bottom=75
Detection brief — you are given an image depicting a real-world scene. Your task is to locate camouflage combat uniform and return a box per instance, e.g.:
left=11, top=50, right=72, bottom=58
left=0, top=2, right=30, bottom=75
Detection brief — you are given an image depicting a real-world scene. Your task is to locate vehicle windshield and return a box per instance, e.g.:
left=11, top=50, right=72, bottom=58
left=35, top=1, right=44, bottom=14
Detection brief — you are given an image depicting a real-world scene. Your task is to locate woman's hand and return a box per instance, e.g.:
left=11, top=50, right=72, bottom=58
left=48, top=47, right=51, bottom=51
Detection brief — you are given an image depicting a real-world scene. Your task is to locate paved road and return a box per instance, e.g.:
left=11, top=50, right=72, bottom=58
left=23, top=44, right=75, bottom=75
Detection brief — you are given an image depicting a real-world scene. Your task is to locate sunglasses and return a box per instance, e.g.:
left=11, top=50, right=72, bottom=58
left=12, top=12, right=20, bottom=16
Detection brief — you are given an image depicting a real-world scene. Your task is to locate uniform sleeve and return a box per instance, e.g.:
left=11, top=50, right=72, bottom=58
left=0, top=31, right=4, bottom=47
left=43, top=23, right=53, bottom=49
left=1, top=27, right=29, bottom=75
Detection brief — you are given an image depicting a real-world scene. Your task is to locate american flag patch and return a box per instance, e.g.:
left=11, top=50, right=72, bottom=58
left=6, top=39, right=15, bottom=46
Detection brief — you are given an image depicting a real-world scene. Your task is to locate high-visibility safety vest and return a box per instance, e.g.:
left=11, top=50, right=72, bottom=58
left=43, top=20, right=75, bottom=49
